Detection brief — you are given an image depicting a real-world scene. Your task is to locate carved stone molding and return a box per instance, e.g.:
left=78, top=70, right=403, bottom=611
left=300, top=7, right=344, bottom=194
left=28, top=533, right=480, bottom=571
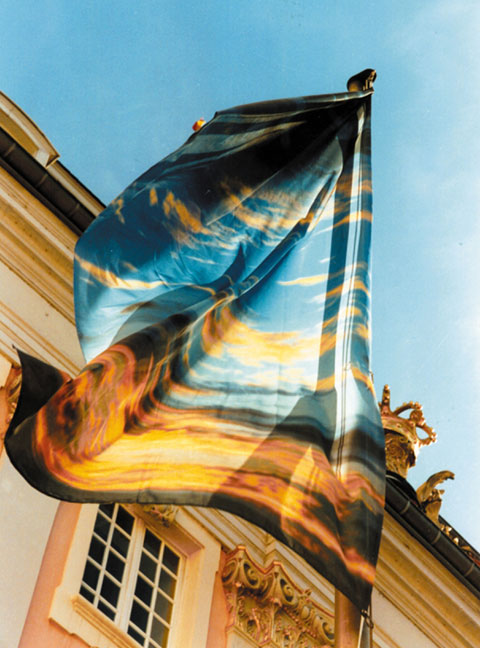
left=0, top=363, right=21, bottom=453
left=222, top=545, right=334, bottom=647
left=1, top=91, right=59, bottom=166
left=141, top=504, right=178, bottom=527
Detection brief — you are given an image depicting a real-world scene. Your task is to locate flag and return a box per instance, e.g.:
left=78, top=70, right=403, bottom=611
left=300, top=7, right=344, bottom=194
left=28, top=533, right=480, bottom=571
left=6, top=87, right=385, bottom=610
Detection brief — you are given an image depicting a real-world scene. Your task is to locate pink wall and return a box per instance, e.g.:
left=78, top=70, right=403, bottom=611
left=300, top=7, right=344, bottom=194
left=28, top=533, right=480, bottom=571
left=19, top=501, right=89, bottom=648
left=206, top=550, right=229, bottom=648
left=20, top=503, right=230, bottom=648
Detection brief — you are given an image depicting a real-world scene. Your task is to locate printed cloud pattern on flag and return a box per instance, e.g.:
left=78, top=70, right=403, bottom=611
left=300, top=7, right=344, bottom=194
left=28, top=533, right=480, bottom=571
left=6, top=90, right=385, bottom=609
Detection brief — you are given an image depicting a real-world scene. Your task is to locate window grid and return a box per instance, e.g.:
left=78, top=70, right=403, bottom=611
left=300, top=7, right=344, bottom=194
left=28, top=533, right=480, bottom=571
left=79, top=503, right=134, bottom=620
left=80, top=504, right=180, bottom=648
left=127, top=530, right=179, bottom=648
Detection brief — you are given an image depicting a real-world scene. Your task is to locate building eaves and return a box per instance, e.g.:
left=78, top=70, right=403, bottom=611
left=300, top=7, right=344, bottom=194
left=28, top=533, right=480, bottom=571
left=386, top=475, right=480, bottom=599
left=0, top=126, right=102, bottom=235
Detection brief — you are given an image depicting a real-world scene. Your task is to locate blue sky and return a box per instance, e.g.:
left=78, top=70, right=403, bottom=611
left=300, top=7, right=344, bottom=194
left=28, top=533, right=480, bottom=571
left=2, top=1, right=479, bottom=547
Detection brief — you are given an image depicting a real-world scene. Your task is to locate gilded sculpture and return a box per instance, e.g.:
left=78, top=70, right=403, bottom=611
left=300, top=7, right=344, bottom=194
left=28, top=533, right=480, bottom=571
left=379, top=384, right=436, bottom=478
left=378, top=385, right=480, bottom=565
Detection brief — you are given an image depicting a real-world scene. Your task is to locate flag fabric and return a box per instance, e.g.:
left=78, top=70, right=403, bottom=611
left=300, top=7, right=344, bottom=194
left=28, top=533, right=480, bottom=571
left=6, top=88, right=385, bottom=610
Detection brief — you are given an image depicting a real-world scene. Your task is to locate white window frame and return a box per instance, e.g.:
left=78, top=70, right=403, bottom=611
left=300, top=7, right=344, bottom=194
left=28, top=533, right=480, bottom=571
left=50, top=503, right=220, bottom=648
left=79, top=504, right=181, bottom=645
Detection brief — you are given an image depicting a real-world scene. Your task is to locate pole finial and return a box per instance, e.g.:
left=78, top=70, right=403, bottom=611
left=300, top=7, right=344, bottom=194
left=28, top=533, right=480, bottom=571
left=347, top=69, right=377, bottom=92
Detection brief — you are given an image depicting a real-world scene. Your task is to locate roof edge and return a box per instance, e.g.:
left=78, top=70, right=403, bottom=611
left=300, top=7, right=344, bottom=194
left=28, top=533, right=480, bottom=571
left=386, top=478, right=480, bottom=598
left=0, top=126, right=102, bottom=235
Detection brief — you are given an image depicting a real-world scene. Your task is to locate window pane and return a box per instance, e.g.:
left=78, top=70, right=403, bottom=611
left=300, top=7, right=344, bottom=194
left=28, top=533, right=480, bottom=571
left=106, top=551, right=125, bottom=582
left=88, top=536, right=105, bottom=565
left=162, top=546, right=179, bottom=574
left=98, top=599, right=115, bottom=621
left=128, top=625, right=145, bottom=646
left=130, top=600, right=149, bottom=632
left=100, top=575, right=120, bottom=608
left=135, top=575, right=153, bottom=606
left=79, top=585, right=94, bottom=603
left=143, top=529, right=161, bottom=558
left=111, top=528, right=130, bottom=557
left=116, top=506, right=134, bottom=534
left=159, top=570, right=176, bottom=598
left=139, top=552, right=157, bottom=582
left=99, top=503, right=115, bottom=519
left=94, top=513, right=110, bottom=541
left=151, top=617, right=169, bottom=647
left=154, top=593, right=173, bottom=624
left=82, top=560, right=100, bottom=590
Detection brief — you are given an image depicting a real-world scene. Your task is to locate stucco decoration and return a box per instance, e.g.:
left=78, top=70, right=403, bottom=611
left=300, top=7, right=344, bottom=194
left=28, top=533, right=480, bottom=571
left=0, top=364, right=21, bottom=453
left=141, top=504, right=178, bottom=527
left=222, top=545, right=334, bottom=647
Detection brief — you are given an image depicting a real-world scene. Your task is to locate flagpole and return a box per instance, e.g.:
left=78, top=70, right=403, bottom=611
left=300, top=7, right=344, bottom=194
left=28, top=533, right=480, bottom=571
left=334, top=67, right=377, bottom=648
left=334, top=589, right=362, bottom=648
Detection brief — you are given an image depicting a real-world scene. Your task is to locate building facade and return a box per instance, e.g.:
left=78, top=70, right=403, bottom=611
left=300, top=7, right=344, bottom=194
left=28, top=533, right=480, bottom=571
left=1, top=94, right=479, bottom=648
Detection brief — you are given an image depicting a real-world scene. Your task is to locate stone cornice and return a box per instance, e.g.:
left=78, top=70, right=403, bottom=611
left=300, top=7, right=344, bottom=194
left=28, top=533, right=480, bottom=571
left=0, top=167, right=76, bottom=323
left=0, top=92, right=59, bottom=167
left=0, top=124, right=102, bottom=235
left=0, top=162, right=85, bottom=373
left=376, top=513, right=480, bottom=648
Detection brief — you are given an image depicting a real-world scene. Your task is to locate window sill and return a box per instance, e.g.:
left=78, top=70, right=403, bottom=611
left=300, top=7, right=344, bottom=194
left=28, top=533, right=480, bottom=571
left=72, top=594, right=138, bottom=648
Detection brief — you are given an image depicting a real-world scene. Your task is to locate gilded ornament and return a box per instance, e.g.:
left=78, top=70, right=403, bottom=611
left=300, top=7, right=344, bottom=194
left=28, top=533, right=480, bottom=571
left=222, top=546, right=334, bottom=647
left=379, top=384, right=436, bottom=478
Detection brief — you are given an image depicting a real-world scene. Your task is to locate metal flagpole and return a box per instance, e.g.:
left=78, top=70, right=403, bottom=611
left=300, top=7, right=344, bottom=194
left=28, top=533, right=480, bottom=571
left=334, top=590, right=373, bottom=648
left=334, top=589, right=362, bottom=648
left=334, top=67, right=377, bottom=648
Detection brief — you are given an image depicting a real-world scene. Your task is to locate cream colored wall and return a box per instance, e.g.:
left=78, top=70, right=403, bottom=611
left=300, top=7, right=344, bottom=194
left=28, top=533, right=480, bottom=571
left=17, top=503, right=89, bottom=648
left=0, top=158, right=86, bottom=648
left=187, top=508, right=480, bottom=648
left=0, top=460, right=59, bottom=648
left=0, top=165, right=84, bottom=372
left=374, top=515, right=480, bottom=648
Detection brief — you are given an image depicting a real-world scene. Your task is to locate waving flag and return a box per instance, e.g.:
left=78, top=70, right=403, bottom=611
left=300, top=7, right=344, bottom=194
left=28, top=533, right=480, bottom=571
left=6, top=87, right=384, bottom=610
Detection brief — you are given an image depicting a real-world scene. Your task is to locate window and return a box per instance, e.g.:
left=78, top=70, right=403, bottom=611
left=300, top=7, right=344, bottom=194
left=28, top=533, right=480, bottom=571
left=79, top=504, right=180, bottom=648
left=50, top=502, right=220, bottom=648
